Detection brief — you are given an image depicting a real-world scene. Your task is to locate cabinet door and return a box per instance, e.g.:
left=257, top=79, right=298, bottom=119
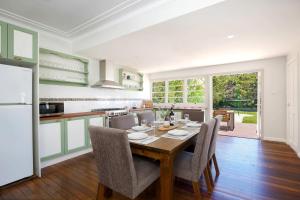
left=7, top=24, right=38, bottom=64
left=40, top=120, right=64, bottom=161
left=86, top=116, right=104, bottom=146
left=66, top=118, right=86, bottom=153
left=0, top=21, right=7, bottom=58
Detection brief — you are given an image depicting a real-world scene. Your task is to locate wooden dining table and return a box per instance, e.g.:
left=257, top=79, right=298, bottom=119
left=129, top=125, right=199, bottom=200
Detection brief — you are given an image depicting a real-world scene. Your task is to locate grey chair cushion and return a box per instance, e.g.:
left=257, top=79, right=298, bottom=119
left=110, top=114, right=136, bottom=130
left=88, top=126, right=160, bottom=199
left=137, top=111, right=155, bottom=125
left=208, top=115, right=222, bottom=160
left=174, top=151, right=193, bottom=180
left=134, top=156, right=160, bottom=195
left=174, top=118, right=216, bottom=182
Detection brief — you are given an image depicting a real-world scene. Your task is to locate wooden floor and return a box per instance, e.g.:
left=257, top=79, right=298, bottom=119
left=1, top=136, right=300, bottom=200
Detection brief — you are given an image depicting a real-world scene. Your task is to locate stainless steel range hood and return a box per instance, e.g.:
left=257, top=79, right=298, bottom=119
left=92, top=60, right=124, bottom=89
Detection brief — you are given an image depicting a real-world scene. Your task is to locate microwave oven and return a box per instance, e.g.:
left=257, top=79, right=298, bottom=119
left=39, top=102, right=64, bottom=117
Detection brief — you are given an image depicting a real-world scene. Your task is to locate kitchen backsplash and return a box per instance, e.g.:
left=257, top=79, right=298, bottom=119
left=39, top=98, right=144, bottom=113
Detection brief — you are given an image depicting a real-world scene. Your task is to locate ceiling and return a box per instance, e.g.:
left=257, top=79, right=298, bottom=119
left=0, top=0, right=160, bottom=36
left=81, top=0, right=300, bottom=73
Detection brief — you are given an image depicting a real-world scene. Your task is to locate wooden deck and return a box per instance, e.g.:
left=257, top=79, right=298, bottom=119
left=219, top=122, right=258, bottom=139
left=1, top=136, right=300, bottom=200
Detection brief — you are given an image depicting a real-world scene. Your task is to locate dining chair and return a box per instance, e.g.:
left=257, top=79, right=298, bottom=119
left=182, top=109, right=205, bottom=122
left=213, top=110, right=230, bottom=131
left=88, top=126, right=160, bottom=200
left=110, top=114, right=136, bottom=130
left=173, top=118, right=216, bottom=199
left=206, top=115, right=222, bottom=186
left=137, top=111, right=155, bottom=125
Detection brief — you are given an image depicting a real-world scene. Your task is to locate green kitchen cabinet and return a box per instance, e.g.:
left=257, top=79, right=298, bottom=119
left=65, top=117, right=87, bottom=153
left=40, top=119, right=65, bottom=161
left=0, top=20, right=7, bottom=59
left=86, top=116, right=105, bottom=146
left=7, top=24, right=38, bottom=64
left=40, top=115, right=105, bottom=162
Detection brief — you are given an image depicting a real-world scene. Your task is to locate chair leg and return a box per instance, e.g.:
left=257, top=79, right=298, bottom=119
left=192, top=181, right=202, bottom=200
left=206, top=164, right=214, bottom=187
left=212, top=154, right=220, bottom=177
left=96, top=183, right=105, bottom=200
left=204, top=168, right=213, bottom=194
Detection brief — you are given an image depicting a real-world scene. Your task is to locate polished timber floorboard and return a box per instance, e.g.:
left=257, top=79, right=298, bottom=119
left=1, top=136, right=300, bottom=200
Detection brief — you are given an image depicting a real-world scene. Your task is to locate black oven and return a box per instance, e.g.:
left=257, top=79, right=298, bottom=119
left=40, top=102, right=64, bottom=117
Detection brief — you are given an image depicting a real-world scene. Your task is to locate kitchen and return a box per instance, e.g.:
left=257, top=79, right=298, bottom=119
left=1, top=1, right=300, bottom=200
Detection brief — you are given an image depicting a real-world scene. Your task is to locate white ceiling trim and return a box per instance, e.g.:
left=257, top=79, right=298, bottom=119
left=0, top=8, right=66, bottom=36
left=0, top=0, right=147, bottom=38
left=67, top=0, right=143, bottom=37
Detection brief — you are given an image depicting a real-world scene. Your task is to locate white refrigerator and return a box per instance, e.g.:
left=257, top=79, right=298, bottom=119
left=0, top=64, right=33, bottom=186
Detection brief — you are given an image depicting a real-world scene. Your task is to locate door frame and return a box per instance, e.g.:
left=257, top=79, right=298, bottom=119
left=209, top=69, right=264, bottom=139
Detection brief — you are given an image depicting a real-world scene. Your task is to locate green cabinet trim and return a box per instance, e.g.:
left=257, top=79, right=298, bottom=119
left=40, top=119, right=65, bottom=162
left=39, top=48, right=89, bottom=86
left=40, top=115, right=105, bottom=162
left=7, top=24, right=38, bottom=64
left=0, top=20, right=7, bottom=58
left=64, top=117, right=87, bottom=154
left=119, top=68, right=143, bottom=91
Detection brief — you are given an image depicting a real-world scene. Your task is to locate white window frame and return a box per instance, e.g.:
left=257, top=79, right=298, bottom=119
left=151, top=76, right=208, bottom=107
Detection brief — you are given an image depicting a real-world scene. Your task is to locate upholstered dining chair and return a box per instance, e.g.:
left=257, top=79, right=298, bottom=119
left=88, top=126, right=160, bottom=200
left=182, top=109, right=205, bottom=122
left=110, top=114, right=136, bottom=130
left=173, top=118, right=216, bottom=199
left=137, top=111, right=155, bottom=125
left=206, top=115, right=222, bottom=187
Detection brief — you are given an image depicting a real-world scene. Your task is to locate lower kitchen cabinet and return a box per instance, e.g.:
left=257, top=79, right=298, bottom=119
left=40, top=120, right=64, bottom=161
left=39, top=115, right=105, bottom=161
left=86, top=116, right=104, bottom=146
left=65, top=117, right=86, bottom=153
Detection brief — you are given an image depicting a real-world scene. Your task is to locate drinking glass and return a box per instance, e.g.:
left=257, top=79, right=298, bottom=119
left=184, top=114, right=190, bottom=122
left=141, top=119, right=147, bottom=127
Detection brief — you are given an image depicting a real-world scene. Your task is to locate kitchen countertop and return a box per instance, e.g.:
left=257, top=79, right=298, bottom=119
left=153, top=107, right=204, bottom=110
left=129, top=108, right=153, bottom=112
left=40, top=111, right=106, bottom=121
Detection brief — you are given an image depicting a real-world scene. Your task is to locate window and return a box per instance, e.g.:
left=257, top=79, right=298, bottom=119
left=187, top=78, right=205, bottom=104
left=151, top=76, right=206, bottom=105
left=152, top=81, right=165, bottom=103
left=168, top=80, right=184, bottom=103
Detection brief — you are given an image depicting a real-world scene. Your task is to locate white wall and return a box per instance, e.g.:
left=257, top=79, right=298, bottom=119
left=287, top=49, right=300, bottom=157
left=150, top=57, right=287, bottom=141
left=38, top=32, right=150, bottom=113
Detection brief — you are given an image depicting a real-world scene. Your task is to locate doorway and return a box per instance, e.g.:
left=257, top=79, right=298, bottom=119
left=212, top=72, right=262, bottom=139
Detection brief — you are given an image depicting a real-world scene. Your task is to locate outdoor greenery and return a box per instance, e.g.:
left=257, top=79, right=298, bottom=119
left=152, top=77, right=205, bottom=104
left=236, top=111, right=257, bottom=124
left=213, top=73, right=258, bottom=111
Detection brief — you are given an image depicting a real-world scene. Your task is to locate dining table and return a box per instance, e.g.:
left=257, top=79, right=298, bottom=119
left=128, top=123, right=200, bottom=200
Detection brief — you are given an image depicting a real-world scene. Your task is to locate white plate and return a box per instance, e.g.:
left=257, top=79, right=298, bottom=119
left=177, top=119, right=191, bottom=122
left=128, top=132, right=148, bottom=140
left=186, top=122, right=201, bottom=127
left=168, top=129, right=189, bottom=136
left=153, top=120, right=164, bottom=124
left=132, top=126, right=149, bottom=131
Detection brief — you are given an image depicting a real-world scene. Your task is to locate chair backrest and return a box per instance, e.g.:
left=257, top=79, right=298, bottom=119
left=88, top=126, right=137, bottom=198
left=191, top=118, right=216, bottom=181
left=208, top=115, right=222, bottom=160
left=213, top=110, right=230, bottom=122
left=110, top=114, right=136, bottom=130
left=182, top=109, right=205, bottom=122
left=137, top=111, right=155, bottom=125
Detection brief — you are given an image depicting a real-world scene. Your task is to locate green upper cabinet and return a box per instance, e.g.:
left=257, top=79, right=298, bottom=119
left=7, top=24, right=38, bottom=64
left=0, top=21, right=7, bottom=59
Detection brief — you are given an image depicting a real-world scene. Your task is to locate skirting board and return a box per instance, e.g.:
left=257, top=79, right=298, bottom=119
left=262, top=137, right=286, bottom=143
left=41, top=148, right=92, bottom=169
